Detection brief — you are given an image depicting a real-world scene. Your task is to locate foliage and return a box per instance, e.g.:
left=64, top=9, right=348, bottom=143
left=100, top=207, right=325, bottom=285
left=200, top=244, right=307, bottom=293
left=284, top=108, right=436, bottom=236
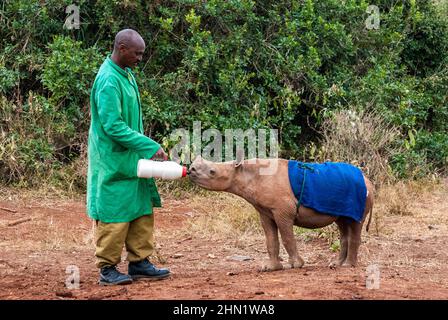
left=313, top=108, right=403, bottom=184
left=0, top=0, right=447, bottom=188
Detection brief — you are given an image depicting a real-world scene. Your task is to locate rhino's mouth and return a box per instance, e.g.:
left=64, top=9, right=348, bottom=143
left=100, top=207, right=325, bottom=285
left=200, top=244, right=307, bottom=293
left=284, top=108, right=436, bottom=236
left=188, top=174, right=207, bottom=188
left=187, top=173, right=200, bottom=183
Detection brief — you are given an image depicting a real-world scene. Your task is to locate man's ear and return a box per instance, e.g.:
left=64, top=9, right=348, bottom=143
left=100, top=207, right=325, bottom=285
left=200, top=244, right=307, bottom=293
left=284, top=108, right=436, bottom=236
left=234, top=149, right=244, bottom=168
left=119, top=43, right=128, bottom=54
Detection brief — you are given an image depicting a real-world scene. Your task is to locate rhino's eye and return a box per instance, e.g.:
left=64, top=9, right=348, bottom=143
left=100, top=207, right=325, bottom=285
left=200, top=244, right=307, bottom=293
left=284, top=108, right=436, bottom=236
left=209, top=168, right=216, bottom=175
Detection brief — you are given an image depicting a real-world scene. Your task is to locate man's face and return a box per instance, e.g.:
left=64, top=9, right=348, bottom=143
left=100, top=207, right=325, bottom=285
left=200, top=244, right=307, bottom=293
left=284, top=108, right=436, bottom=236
left=119, top=42, right=145, bottom=69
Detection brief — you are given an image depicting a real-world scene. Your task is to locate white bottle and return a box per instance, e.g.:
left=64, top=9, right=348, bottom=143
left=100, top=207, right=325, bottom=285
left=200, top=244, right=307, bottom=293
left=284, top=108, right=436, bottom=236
left=137, top=159, right=187, bottom=180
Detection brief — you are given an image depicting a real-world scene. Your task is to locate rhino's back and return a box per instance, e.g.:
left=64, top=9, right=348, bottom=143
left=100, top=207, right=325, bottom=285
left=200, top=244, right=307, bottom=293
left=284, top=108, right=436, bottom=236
left=287, top=161, right=367, bottom=222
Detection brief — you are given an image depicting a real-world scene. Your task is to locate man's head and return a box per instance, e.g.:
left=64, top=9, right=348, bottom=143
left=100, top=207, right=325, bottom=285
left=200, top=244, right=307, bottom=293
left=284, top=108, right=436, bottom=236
left=112, top=29, right=145, bottom=69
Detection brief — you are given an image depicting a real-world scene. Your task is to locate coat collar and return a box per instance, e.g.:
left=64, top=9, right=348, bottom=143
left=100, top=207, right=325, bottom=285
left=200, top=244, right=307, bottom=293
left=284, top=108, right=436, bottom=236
left=106, top=55, right=134, bottom=81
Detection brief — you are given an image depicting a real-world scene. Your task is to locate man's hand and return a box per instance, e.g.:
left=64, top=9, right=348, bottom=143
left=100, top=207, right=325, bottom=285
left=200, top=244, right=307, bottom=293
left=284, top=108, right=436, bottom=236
left=151, top=147, right=168, bottom=161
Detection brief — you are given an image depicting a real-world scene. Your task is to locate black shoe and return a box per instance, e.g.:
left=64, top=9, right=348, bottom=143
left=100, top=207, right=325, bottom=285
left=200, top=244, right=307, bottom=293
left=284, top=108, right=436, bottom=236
left=128, top=259, right=171, bottom=281
left=99, top=265, right=133, bottom=286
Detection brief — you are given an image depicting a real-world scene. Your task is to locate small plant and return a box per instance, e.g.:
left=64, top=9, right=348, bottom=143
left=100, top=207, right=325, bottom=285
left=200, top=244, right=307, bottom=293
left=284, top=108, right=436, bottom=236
left=315, top=108, right=403, bottom=185
left=378, top=181, right=415, bottom=217
left=330, top=240, right=340, bottom=253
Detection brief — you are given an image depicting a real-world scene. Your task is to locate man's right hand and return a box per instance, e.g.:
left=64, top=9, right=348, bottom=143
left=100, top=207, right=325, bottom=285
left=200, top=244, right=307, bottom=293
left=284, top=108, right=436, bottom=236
left=151, top=147, right=168, bottom=161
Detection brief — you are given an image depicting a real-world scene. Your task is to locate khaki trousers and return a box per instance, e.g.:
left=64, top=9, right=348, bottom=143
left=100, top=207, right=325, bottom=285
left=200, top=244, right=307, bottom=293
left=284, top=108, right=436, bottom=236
left=95, top=214, right=154, bottom=269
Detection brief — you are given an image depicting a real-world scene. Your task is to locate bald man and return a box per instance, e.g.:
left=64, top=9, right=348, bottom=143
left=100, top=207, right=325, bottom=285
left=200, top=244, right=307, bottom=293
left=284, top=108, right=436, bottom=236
left=87, top=29, right=170, bottom=286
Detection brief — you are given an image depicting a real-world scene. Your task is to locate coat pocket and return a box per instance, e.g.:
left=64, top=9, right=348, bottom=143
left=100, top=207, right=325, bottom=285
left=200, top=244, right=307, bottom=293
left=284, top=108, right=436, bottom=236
left=104, top=150, right=139, bottom=181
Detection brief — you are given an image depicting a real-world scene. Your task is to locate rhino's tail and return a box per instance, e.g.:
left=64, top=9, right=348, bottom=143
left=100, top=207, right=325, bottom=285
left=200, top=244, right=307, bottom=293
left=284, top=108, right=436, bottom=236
left=364, top=178, right=375, bottom=233
left=365, top=203, right=373, bottom=233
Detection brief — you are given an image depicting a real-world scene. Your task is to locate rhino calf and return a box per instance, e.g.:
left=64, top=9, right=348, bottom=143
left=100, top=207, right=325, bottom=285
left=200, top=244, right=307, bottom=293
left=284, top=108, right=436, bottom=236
left=188, top=156, right=374, bottom=271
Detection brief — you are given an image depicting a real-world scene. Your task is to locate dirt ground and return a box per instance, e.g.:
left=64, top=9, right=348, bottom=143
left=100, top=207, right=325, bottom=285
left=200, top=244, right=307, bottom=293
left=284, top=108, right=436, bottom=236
left=0, top=181, right=447, bottom=300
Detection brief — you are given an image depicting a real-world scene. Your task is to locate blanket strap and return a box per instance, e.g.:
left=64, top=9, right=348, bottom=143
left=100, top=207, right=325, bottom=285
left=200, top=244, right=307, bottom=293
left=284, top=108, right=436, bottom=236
left=296, top=164, right=315, bottom=209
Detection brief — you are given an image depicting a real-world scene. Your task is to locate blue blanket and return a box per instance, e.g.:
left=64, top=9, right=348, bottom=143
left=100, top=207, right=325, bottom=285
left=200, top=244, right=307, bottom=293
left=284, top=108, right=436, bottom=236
left=288, top=161, right=367, bottom=222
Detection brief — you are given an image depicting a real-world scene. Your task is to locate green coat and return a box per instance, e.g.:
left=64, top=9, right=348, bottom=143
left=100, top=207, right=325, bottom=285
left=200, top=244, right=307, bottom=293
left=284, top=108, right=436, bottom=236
left=87, top=57, right=161, bottom=223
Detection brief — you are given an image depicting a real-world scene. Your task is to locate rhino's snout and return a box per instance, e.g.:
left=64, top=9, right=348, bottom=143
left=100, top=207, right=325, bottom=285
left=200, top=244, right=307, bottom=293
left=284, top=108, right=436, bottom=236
left=188, top=165, right=200, bottom=177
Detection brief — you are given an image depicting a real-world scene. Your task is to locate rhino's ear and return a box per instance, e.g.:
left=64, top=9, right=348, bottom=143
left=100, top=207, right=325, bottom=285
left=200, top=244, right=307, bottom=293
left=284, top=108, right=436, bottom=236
left=192, top=155, right=203, bottom=163
left=234, top=149, right=244, bottom=167
left=234, top=160, right=242, bottom=168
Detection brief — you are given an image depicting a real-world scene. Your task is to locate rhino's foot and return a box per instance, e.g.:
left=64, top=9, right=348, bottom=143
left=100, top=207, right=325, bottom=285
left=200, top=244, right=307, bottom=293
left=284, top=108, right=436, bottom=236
left=329, top=259, right=345, bottom=269
left=341, top=260, right=357, bottom=268
left=286, top=257, right=305, bottom=269
left=259, top=260, right=283, bottom=272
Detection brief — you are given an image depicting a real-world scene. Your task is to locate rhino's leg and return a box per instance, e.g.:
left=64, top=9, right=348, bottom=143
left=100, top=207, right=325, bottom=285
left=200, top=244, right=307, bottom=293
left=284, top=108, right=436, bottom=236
left=329, top=219, right=349, bottom=267
left=343, top=183, right=374, bottom=267
left=343, top=222, right=363, bottom=267
left=258, top=211, right=283, bottom=272
left=274, top=209, right=304, bottom=269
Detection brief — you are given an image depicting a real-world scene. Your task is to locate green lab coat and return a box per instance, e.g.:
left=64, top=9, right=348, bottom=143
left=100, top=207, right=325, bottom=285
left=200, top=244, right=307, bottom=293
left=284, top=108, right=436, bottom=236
left=87, top=57, right=161, bottom=223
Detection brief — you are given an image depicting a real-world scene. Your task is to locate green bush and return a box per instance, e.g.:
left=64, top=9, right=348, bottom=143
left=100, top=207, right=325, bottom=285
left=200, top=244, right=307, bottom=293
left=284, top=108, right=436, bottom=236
left=41, top=36, right=103, bottom=104
left=0, top=0, right=447, bottom=189
left=0, top=95, right=58, bottom=185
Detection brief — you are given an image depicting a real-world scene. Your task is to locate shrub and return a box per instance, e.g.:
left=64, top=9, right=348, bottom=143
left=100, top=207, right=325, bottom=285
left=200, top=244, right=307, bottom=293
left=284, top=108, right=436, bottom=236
left=312, top=109, right=403, bottom=185
left=0, top=94, right=58, bottom=185
left=1, top=0, right=448, bottom=189
left=41, top=35, right=103, bottom=105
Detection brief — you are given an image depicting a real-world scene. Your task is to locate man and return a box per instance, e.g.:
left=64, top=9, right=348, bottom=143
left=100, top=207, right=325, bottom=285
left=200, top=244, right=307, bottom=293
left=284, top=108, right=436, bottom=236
left=87, top=29, right=170, bottom=286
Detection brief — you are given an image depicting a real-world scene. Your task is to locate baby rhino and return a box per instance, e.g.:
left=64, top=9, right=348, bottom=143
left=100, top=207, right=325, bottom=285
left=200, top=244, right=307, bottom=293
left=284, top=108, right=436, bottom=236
left=188, top=156, right=374, bottom=271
